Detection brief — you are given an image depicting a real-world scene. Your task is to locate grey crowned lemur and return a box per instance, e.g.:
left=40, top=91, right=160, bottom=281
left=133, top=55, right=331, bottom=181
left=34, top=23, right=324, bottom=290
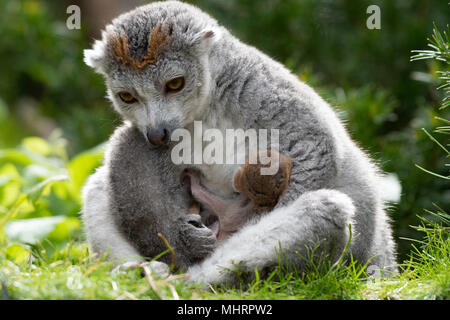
left=82, top=1, right=398, bottom=285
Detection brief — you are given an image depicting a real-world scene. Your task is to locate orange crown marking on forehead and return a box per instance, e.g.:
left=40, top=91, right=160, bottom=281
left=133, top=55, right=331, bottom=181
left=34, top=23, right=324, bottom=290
left=110, top=22, right=171, bottom=70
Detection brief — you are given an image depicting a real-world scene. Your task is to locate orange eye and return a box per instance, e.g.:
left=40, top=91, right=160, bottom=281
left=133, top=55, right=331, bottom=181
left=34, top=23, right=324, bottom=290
left=165, top=77, right=185, bottom=93
left=118, top=91, right=137, bottom=104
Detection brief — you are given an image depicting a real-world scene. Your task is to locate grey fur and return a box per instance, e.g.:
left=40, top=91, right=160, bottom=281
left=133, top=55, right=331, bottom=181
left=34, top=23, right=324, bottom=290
left=82, top=1, right=397, bottom=284
left=83, top=124, right=216, bottom=269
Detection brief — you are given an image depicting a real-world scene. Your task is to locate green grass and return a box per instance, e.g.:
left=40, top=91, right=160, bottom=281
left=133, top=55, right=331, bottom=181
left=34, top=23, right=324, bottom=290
left=1, top=213, right=448, bottom=300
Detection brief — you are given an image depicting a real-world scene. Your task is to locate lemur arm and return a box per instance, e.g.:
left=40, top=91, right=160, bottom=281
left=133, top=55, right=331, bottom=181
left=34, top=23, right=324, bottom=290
left=188, top=83, right=344, bottom=285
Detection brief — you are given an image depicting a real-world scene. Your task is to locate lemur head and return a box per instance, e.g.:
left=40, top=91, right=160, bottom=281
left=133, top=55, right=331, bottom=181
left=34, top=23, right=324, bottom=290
left=84, top=1, right=221, bottom=147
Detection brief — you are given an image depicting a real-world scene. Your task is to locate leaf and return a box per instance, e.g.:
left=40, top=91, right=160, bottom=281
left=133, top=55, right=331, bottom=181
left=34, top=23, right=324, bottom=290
left=0, top=149, right=33, bottom=167
left=24, top=174, right=69, bottom=205
left=22, top=137, right=52, bottom=156
left=0, top=194, right=27, bottom=231
left=47, top=217, right=81, bottom=243
left=0, top=164, right=22, bottom=207
left=415, top=164, right=450, bottom=180
left=5, top=244, right=30, bottom=264
left=4, top=216, right=65, bottom=244
left=67, top=144, right=105, bottom=198
left=0, top=174, right=68, bottom=230
left=22, top=164, right=61, bottom=186
left=0, top=181, right=21, bottom=207
left=421, top=128, right=450, bottom=156
left=0, top=175, right=12, bottom=187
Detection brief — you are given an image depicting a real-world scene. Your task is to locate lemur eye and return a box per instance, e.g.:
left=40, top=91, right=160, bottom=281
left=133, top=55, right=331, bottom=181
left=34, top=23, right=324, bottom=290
left=165, top=76, right=185, bottom=93
left=118, top=91, right=137, bottom=104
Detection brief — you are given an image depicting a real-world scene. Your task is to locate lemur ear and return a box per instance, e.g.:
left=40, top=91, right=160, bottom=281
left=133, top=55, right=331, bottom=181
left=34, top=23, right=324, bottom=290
left=191, top=27, right=221, bottom=54
left=84, top=39, right=107, bottom=74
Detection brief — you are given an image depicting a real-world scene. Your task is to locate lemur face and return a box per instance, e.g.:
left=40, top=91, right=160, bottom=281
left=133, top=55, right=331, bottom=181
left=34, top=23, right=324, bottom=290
left=83, top=1, right=220, bottom=147
left=103, top=50, right=208, bottom=148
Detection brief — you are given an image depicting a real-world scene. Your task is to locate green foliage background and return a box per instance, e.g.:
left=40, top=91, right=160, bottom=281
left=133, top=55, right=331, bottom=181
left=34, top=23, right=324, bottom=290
left=0, top=0, right=448, bottom=267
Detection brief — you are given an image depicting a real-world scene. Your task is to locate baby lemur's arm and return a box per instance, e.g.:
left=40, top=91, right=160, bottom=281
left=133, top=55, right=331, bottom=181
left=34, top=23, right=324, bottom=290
left=182, top=168, right=252, bottom=243
left=181, top=150, right=292, bottom=243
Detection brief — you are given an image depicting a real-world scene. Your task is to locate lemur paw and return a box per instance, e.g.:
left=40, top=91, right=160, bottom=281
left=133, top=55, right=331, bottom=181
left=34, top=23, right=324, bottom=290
left=186, top=263, right=230, bottom=287
left=180, top=214, right=217, bottom=261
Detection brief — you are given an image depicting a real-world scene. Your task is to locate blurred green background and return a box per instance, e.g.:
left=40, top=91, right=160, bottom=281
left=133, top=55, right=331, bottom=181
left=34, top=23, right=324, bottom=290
left=0, top=0, right=448, bottom=262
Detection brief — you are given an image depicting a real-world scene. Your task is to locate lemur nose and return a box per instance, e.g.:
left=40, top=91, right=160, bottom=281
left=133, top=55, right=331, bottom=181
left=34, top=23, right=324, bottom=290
left=147, top=127, right=169, bottom=147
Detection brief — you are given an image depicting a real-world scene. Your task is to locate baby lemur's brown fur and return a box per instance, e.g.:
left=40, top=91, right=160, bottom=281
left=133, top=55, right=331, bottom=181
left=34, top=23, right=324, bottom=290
left=181, top=150, right=292, bottom=243
left=233, top=149, right=292, bottom=211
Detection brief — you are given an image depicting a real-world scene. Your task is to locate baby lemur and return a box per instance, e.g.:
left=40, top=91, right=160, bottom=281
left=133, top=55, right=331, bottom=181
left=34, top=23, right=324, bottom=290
left=182, top=150, right=292, bottom=243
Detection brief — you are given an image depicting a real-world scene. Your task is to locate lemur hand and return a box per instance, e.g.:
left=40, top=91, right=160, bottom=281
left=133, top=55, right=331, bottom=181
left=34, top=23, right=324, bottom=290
left=179, top=213, right=216, bottom=262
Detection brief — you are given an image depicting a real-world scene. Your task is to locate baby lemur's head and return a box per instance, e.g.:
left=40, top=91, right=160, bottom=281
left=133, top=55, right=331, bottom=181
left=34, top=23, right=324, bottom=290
left=84, top=1, right=222, bottom=148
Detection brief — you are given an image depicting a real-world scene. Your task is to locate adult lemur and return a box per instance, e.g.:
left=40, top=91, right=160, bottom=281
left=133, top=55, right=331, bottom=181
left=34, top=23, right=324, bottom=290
left=82, top=1, right=398, bottom=285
